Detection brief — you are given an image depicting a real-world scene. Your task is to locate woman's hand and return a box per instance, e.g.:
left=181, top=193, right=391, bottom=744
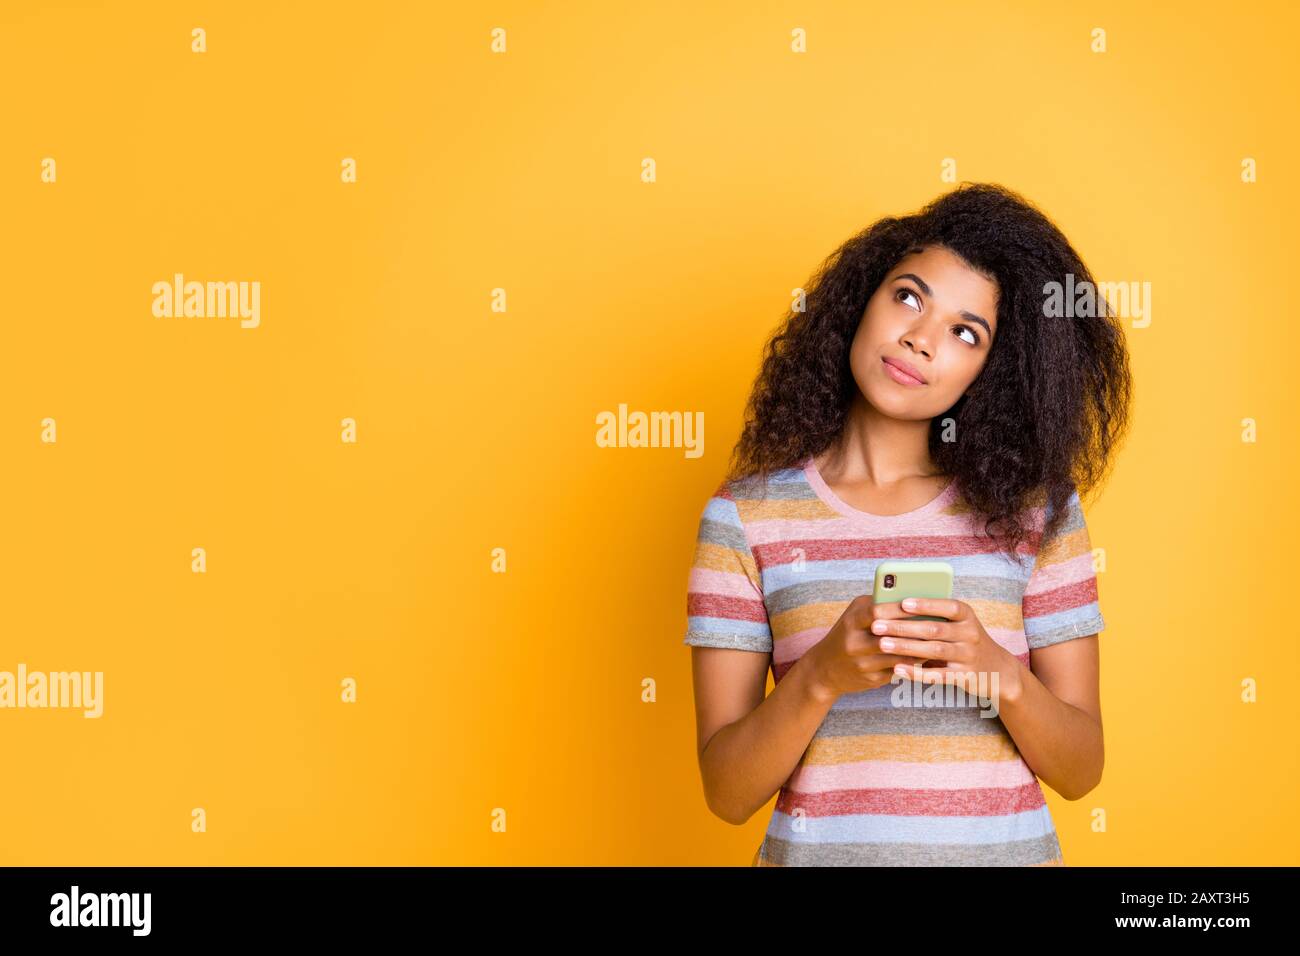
left=800, top=595, right=927, bottom=703
left=869, top=597, right=1023, bottom=702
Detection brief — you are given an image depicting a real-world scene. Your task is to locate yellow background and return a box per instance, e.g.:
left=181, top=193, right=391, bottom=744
left=1, top=0, right=1295, bottom=865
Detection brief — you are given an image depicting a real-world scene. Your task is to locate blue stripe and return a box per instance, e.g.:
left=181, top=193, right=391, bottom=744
left=686, top=616, right=771, bottom=638
left=701, top=495, right=743, bottom=525
left=766, top=803, right=1055, bottom=844
left=1023, top=601, right=1101, bottom=634
left=761, top=554, right=1025, bottom=592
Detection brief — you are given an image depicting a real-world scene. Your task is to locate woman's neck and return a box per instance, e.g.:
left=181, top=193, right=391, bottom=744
left=819, top=395, right=942, bottom=485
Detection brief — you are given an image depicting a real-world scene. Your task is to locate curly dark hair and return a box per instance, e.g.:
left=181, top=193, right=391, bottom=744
left=724, top=182, right=1133, bottom=561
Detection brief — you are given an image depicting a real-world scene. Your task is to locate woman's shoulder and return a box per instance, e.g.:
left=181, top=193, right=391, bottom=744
left=1021, top=481, right=1092, bottom=559
left=716, top=462, right=809, bottom=504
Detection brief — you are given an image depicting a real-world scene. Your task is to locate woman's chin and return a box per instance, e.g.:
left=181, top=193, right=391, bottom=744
left=863, top=387, right=934, bottom=422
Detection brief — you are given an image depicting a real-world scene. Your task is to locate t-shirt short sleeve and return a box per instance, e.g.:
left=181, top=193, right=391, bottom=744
left=1021, top=487, right=1105, bottom=650
left=683, top=487, right=773, bottom=653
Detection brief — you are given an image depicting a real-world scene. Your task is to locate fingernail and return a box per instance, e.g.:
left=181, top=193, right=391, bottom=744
left=871, top=620, right=887, bottom=633
left=902, top=598, right=916, bottom=610
left=879, top=639, right=894, bottom=650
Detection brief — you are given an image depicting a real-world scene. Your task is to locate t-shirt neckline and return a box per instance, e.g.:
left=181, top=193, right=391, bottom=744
left=802, top=454, right=957, bottom=525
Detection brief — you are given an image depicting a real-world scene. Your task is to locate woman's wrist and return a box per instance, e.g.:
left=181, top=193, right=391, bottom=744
left=793, top=652, right=837, bottom=707
left=996, top=651, right=1026, bottom=706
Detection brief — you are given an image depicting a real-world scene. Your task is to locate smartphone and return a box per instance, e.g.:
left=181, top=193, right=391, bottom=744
left=871, top=561, right=954, bottom=622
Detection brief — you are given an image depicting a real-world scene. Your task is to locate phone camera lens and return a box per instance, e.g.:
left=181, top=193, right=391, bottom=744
left=883, top=574, right=895, bottom=589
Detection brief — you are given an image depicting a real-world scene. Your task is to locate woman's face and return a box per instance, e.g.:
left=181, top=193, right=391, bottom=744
left=850, top=244, right=1000, bottom=421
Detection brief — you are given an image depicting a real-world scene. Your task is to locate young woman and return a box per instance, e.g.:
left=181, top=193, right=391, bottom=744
left=683, top=182, right=1132, bottom=866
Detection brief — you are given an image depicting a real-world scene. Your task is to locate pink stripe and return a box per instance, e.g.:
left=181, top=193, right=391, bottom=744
left=687, top=566, right=760, bottom=599
left=777, top=780, right=1047, bottom=816
left=772, top=626, right=830, bottom=663
left=744, top=510, right=1041, bottom=546
left=790, top=757, right=1037, bottom=792
left=985, top=626, right=1028, bottom=657
left=1024, top=551, right=1095, bottom=597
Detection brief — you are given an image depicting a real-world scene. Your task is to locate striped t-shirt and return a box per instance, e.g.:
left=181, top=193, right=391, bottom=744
left=683, top=455, right=1105, bottom=866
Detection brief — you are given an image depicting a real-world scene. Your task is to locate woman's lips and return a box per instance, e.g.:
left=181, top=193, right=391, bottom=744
left=882, top=356, right=927, bottom=386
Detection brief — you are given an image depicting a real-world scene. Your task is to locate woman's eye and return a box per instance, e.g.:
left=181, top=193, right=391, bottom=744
left=896, top=288, right=921, bottom=311
left=953, top=326, right=978, bottom=346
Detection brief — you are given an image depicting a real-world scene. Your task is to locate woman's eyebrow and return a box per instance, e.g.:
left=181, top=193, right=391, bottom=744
left=894, top=272, right=992, bottom=338
left=895, top=272, right=934, bottom=297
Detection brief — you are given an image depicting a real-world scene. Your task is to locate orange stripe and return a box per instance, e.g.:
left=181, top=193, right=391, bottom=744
left=804, top=732, right=1021, bottom=765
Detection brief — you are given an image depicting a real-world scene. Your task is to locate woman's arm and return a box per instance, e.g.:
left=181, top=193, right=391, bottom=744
left=690, top=646, right=836, bottom=825
left=998, top=635, right=1104, bottom=801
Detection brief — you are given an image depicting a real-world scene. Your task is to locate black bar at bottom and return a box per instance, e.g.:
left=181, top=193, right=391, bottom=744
left=0, top=865, right=1287, bottom=941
